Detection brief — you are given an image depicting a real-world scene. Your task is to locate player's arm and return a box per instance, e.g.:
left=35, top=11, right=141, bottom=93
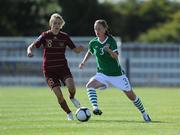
left=66, top=35, right=83, bottom=53
left=27, top=33, right=44, bottom=57
left=103, top=46, right=118, bottom=59
left=79, top=50, right=92, bottom=69
left=73, top=45, right=84, bottom=54
left=27, top=43, right=35, bottom=57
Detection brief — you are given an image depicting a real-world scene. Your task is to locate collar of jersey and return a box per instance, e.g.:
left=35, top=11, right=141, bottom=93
left=97, top=36, right=109, bottom=44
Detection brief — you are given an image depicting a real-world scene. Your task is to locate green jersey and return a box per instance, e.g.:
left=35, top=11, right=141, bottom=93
left=89, top=36, right=124, bottom=76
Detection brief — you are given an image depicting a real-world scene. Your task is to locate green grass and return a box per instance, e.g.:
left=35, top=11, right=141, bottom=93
left=0, top=87, right=180, bottom=135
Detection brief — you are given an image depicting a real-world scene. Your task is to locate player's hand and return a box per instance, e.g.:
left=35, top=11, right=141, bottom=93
left=79, top=62, right=85, bottom=69
left=110, top=53, right=117, bottom=59
left=77, top=45, right=84, bottom=52
left=27, top=44, right=34, bottom=57
left=74, top=45, right=84, bottom=53
left=27, top=52, right=33, bottom=57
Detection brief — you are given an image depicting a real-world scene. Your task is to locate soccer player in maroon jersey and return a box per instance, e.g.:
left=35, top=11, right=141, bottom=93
left=27, top=13, right=83, bottom=120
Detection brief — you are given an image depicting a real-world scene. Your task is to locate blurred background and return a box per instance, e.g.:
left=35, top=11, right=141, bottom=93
left=0, top=0, right=179, bottom=87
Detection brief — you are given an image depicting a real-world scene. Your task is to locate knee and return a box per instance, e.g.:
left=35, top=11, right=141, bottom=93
left=86, top=82, right=94, bottom=89
left=67, top=82, right=75, bottom=90
left=125, top=91, right=136, bottom=101
left=68, top=87, right=75, bottom=92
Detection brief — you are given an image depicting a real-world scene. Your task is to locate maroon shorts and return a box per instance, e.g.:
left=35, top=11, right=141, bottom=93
left=43, top=68, right=73, bottom=89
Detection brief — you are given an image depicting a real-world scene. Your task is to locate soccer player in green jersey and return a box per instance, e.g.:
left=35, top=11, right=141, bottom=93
left=79, top=19, right=151, bottom=122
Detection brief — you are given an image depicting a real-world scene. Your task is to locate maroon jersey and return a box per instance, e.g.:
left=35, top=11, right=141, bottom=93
left=34, top=30, right=76, bottom=72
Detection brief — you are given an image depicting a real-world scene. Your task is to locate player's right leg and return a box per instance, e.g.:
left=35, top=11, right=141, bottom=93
left=52, top=86, right=73, bottom=120
left=45, top=72, right=73, bottom=120
left=86, top=79, right=105, bottom=115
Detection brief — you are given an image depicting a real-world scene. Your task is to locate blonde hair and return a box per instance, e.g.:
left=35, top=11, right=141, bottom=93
left=49, top=13, right=65, bottom=28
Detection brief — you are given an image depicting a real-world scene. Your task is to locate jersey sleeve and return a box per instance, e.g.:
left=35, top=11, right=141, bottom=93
left=88, top=41, right=94, bottom=55
left=65, top=35, right=76, bottom=49
left=110, top=38, right=118, bottom=52
left=34, top=33, right=46, bottom=48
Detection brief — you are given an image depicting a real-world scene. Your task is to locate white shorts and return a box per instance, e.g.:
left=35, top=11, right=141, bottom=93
left=89, top=73, right=132, bottom=91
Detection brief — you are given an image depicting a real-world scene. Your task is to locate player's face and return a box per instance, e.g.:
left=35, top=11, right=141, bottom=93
left=51, top=18, right=62, bottom=33
left=94, top=23, right=106, bottom=38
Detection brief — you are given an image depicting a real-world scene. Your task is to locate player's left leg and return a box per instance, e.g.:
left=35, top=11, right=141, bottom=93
left=65, top=77, right=81, bottom=108
left=124, top=90, right=151, bottom=122
left=110, top=75, right=151, bottom=122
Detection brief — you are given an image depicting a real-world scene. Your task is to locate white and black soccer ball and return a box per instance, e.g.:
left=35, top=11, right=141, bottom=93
left=75, top=107, right=91, bottom=122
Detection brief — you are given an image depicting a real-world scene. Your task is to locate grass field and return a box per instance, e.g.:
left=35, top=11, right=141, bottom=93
left=0, top=87, right=180, bottom=135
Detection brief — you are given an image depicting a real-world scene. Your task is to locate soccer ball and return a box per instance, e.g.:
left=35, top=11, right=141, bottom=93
left=75, top=107, right=91, bottom=122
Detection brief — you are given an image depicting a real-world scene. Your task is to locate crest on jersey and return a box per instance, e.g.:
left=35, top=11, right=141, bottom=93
left=59, top=43, right=64, bottom=47
left=105, top=43, right=110, bottom=47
